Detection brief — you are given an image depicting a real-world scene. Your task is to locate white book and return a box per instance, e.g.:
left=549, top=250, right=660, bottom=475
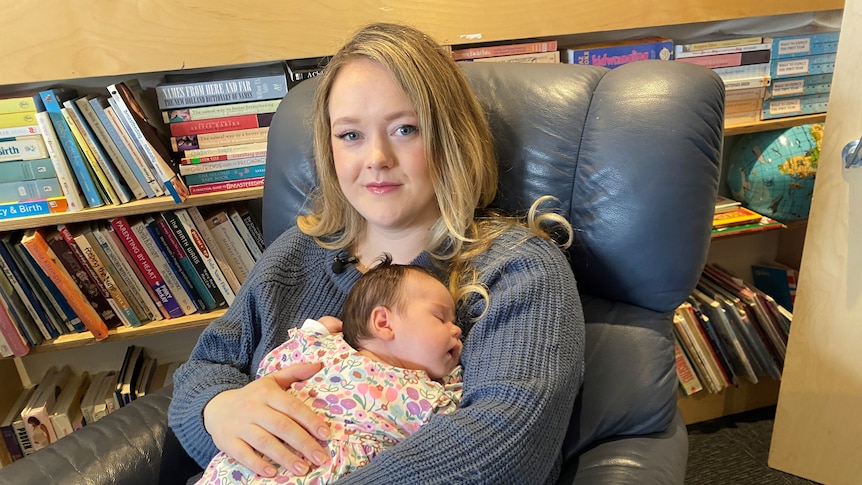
left=92, top=371, right=118, bottom=421
left=102, top=103, right=164, bottom=197
left=187, top=206, right=242, bottom=295
left=173, top=208, right=236, bottom=305
left=34, top=110, right=85, bottom=211
left=22, top=365, right=72, bottom=450
left=130, top=219, right=197, bottom=316
left=75, top=96, right=147, bottom=200
left=79, top=371, right=107, bottom=426
left=205, top=210, right=256, bottom=284
left=228, top=207, right=262, bottom=260
left=49, top=372, right=89, bottom=438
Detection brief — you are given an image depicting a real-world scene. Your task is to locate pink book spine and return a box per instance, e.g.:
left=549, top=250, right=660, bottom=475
left=188, top=177, right=265, bottom=195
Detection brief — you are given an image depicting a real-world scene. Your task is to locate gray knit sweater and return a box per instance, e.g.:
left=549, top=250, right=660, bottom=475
left=168, top=224, right=585, bottom=484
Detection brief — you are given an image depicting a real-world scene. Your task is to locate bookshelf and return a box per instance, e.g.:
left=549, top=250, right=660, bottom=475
left=0, top=0, right=844, bottom=424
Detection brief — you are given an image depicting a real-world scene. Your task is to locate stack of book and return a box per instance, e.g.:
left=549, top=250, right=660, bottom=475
left=451, top=39, right=561, bottom=64
left=673, top=263, right=791, bottom=396
left=1, top=353, right=178, bottom=462
left=561, top=36, right=673, bottom=68
left=0, top=95, right=72, bottom=219
left=285, top=57, right=330, bottom=88
left=674, top=35, right=773, bottom=126
left=712, top=196, right=784, bottom=238
left=155, top=63, right=289, bottom=195
left=0, top=203, right=261, bottom=355
left=761, top=27, right=838, bottom=120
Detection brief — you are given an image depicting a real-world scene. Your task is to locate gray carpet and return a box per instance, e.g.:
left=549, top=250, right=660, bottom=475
left=685, top=406, right=819, bottom=484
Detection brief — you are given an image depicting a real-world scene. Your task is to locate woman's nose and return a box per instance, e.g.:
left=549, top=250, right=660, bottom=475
left=367, top=135, right=393, bottom=169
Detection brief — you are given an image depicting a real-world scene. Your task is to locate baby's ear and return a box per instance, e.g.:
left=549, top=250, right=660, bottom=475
left=369, top=306, right=396, bottom=340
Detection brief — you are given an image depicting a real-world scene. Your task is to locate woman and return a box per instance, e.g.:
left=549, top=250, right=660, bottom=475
left=169, top=22, right=585, bottom=484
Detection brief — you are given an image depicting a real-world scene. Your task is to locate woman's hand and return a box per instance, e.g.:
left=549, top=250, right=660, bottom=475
left=203, top=362, right=331, bottom=477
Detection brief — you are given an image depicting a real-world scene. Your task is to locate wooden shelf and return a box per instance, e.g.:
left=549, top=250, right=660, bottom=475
left=18, top=309, right=223, bottom=355
left=0, top=187, right=262, bottom=232
left=678, top=377, right=781, bottom=424
left=724, top=114, right=827, bottom=136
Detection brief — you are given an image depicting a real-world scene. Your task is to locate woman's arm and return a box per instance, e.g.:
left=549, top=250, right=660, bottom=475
left=337, top=232, right=586, bottom=484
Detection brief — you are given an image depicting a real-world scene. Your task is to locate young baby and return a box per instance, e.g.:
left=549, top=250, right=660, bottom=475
left=196, top=256, right=464, bottom=484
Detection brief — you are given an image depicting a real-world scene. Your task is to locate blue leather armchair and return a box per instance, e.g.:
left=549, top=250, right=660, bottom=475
left=0, top=60, right=723, bottom=484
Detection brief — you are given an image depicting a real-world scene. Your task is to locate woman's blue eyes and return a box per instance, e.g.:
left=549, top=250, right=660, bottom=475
left=336, top=131, right=360, bottom=141
left=334, top=125, right=418, bottom=140
left=395, top=125, right=417, bottom=136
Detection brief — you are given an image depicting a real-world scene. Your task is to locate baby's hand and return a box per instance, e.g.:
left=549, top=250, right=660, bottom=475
left=316, top=316, right=343, bottom=333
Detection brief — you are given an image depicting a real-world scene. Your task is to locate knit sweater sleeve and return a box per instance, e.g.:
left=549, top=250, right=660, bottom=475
left=337, top=229, right=586, bottom=484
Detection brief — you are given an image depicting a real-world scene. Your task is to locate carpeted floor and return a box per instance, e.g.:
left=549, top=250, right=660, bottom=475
left=685, top=406, right=820, bottom=484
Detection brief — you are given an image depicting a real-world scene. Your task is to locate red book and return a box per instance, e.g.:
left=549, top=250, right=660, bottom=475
left=20, top=228, right=109, bottom=341
left=168, top=112, right=274, bottom=137
left=108, top=217, right=184, bottom=318
left=0, top=296, right=30, bottom=356
left=451, top=40, right=558, bottom=61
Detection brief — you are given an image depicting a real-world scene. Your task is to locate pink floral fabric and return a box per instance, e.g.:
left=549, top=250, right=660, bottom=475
left=196, top=328, right=462, bottom=484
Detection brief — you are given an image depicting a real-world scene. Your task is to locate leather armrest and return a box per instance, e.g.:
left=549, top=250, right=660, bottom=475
left=557, top=410, right=689, bottom=485
left=0, top=385, right=200, bottom=485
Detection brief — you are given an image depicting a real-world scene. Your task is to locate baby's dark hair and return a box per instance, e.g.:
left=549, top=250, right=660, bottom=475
left=341, top=254, right=440, bottom=349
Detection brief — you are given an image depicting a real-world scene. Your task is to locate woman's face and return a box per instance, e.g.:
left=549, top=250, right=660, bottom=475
left=328, top=58, right=439, bottom=235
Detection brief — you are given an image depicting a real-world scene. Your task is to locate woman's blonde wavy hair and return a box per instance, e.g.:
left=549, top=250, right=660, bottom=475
left=298, top=22, right=571, bottom=315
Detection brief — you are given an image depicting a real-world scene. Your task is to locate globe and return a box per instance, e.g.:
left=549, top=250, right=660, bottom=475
left=726, top=123, right=823, bottom=222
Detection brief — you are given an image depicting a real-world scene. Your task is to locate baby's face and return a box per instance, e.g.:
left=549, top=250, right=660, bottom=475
left=389, top=272, right=462, bottom=380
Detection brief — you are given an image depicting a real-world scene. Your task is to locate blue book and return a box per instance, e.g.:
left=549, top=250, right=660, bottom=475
left=0, top=157, right=56, bottom=183
left=144, top=217, right=205, bottom=312
left=562, top=36, right=674, bottom=67
left=161, top=211, right=225, bottom=309
left=0, top=178, right=63, bottom=203
left=87, top=96, right=157, bottom=198
left=751, top=263, right=797, bottom=311
left=0, top=236, right=59, bottom=339
left=38, top=89, right=104, bottom=208
left=183, top=164, right=266, bottom=186
left=0, top=198, right=67, bottom=220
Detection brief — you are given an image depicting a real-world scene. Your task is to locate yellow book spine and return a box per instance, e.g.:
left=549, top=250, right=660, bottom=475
left=60, top=107, right=120, bottom=205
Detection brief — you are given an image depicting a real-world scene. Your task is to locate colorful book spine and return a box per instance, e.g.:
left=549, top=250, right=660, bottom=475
left=0, top=124, right=39, bottom=138
left=12, top=240, right=85, bottom=333
left=0, top=295, right=30, bottom=357
left=100, top=102, right=163, bottom=198
left=0, top=262, right=43, bottom=346
left=162, top=99, right=282, bottom=124
left=155, top=71, right=289, bottom=109
left=769, top=29, right=840, bottom=59
left=181, top=141, right=268, bottom=160
left=33, top=101, right=85, bottom=212
left=181, top=149, right=267, bottom=166
left=171, top=127, right=269, bottom=153
left=451, top=40, right=558, bottom=61
left=770, top=53, right=837, bottom=79
left=562, top=37, right=673, bottom=66
left=188, top=177, right=265, bottom=195
left=168, top=112, right=275, bottom=137
left=20, top=228, right=110, bottom=341
left=108, top=217, right=184, bottom=318
left=675, top=36, right=764, bottom=55
left=38, top=89, right=104, bottom=208
left=468, top=50, right=561, bottom=64
left=0, top=239, right=56, bottom=339
left=98, top=225, right=168, bottom=320
left=60, top=102, right=125, bottom=204
left=155, top=215, right=217, bottom=311
left=0, top=178, right=63, bottom=203
left=0, top=135, right=48, bottom=163
left=673, top=41, right=771, bottom=59
left=184, top=164, right=265, bottom=186
left=0, top=157, right=56, bottom=183
left=205, top=210, right=256, bottom=283
left=75, top=96, right=147, bottom=200
left=175, top=208, right=237, bottom=304
left=133, top=218, right=199, bottom=315
left=767, top=73, right=833, bottom=99
left=761, top=93, right=830, bottom=120
left=0, top=96, right=38, bottom=114
left=163, top=210, right=227, bottom=309
left=0, top=198, right=68, bottom=220
left=0, top=111, right=38, bottom=129
left=675, top=49, right=770, bottom=69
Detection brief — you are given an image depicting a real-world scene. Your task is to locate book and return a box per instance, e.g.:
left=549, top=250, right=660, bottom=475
left=116, top=345, right=145, bottom=406
left=715, top=195, right=742, bottom=214
left=672, top=310, right=718, bottom=393
left=1, top=387, right=36, bottom=462
left=155, top=63, right=289, bottom=109
left=0, top=251, right=45, bottom=346
left=205, top=209, right=256, bottom=284
left=0, top=135, right=48, bottom=163
left=170, top=127, right=269, bottom=153
left=179, top=154, right=266, bottom=174
left=691, top=288, right=758, bottom=384
left=0, top=112, right=38, bottom=129
left=60, top=101, right=124, bottom=205
left=162, top=99, right=282, bottom=124
left=101, top=224, right=170, bottom=320
left=751, top=262, right=798, bottom=311
left=133, top=354, right=158, bottom=399
left=673, top=335, right=704, bottom=396
left=228, top=206, right=263, bottom=260
left=723, top=76, right=772, bottom=91
left=168, top=112, right=275, bottom=138
left=48, top=226, right=123, bottom=329
left=680, top=302, right=731, bottom=391
left=93, top=371, right=119, bottom=419
left=49, top=371, right=89, bottom=438
left=22, top=365, right=72, bottom=450
left=138, top=217, right=200, bottom=315
left=79, top=371, right=109, bottom=425
left=188, top=177, right=265, bottom=195
left=712, top=206, right=764, bottom=228
left=0, top=124, right=40, bottom=138
left=97, top=99, right=164, bottom=198
left=174, top=208, right=237, bottom=304
left=20, top=228, right=110, bottom=341
left=33, top=97, right=85, bottom=212
left=0, top=235, right=56, bottom=339
left=75, top=95, right=147, bottom=200
left=151, top=216, right=213, bottom=311
left=0, top=95, right=38, bottom=114
left=38, top=89, right=105, bottom=208
left=561, top=37, right=673, bottom=67
left=0, top=178, right=63, bottom=203
left=0, top=157, right=55, bottom=183
left=766, top=73, right=833, bottom=99
left=179, top=141, right=268, bottom=160
left=285, top=57, right=330, bottom=88
left=184, top=164, right=266, bottom=186
left=0, top=198, right=68, bottom=220
left=162, top=210, right=227, bottom=309
left=673, top=41, right=772, bottom=59
left=713, top=63, right=771, bottom=83
left=674, top=49, right=771, bottom=69
left=238, top=208, right=265, bottom=255
left=468, top=51, right=561, bottom=64
left=767, top=26, right=840, bottom=59
left=451, top=40, right=558, bottom=61
left=770, top=53, right=837, bottom=79
left=711, top=216, right=785, bottom=238
left=107, top=81, right=189, bottom=204
left=725, top=86, right=767, bottom=102
left=761, top=92, right=830, bottom=120
left=0, top=293, right=30, bottom=357
left=91, top=224, right=163, bottom=322
left=70, top=224, right=143, bottom=327
left=674, top=35, right=764, bottom=55
left=109, top=216, right=185, bottom=318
